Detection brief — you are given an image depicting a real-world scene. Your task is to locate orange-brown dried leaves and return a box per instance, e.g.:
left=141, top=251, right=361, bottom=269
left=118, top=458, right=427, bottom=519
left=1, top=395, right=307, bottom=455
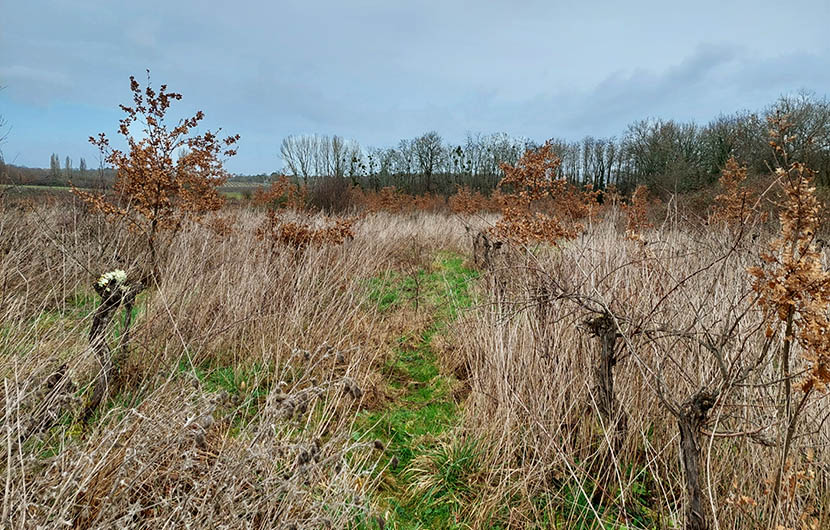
left=489, top=142, right=597, bottom=245
left=257, top=212, right=357, bottom=250
left=76, top=73, right=239, bottom=239
left=254, top=173, right=355, bottom=250
left=713, top=157, right=757, bottom=226
left=448, top=186, right=504, bottom=214
left=449, top=186, right=489, bottom=214
left=253, top=175, right=308, bottom=211
left=365, top=187, right=410, bottom=214
left=748, top=120, right=830, bottom=391
left=411, top=192, right=445, bottom=212
left=622, top=185, right=653, bottom=237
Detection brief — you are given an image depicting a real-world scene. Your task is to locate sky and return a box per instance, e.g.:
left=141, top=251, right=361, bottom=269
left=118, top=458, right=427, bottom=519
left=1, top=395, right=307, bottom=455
left=1, top=0, right=829, bottom=175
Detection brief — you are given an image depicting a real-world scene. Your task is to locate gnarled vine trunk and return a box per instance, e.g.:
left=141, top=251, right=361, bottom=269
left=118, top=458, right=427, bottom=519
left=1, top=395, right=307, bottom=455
left=82, top=280, right=143, bottom=422
left=678, top=390, right=717, bottom=530
left=586, top=312, right=626, bottom=447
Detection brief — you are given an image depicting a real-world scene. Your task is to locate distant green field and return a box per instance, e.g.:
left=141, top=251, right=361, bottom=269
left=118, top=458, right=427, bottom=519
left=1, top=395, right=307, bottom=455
left=1, top=184, right=74, bottom=191
left=1, top=183, right=266, bottom=200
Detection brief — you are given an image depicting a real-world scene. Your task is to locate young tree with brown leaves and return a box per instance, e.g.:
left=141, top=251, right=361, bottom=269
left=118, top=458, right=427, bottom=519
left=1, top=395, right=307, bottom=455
left=72, top=72, right=239, bottom=420
left=253, top=174, right=308, bottom=211
left=747, top=116, right=830, bottom=521
left=75, top=71, right=239, bottom=281
left=622, top=184, right=653, bottom=238
left=491, top=142, right=596, bottom=245
left=712, top=156, right=757, bottom=226
left=253, top=174, right=357, bottom=251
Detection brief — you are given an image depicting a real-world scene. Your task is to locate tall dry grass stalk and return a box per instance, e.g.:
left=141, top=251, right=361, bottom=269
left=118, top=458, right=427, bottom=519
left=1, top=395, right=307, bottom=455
left=0, top=202, right=466, bottom=529
left=448, top=212, right=829, bottom=529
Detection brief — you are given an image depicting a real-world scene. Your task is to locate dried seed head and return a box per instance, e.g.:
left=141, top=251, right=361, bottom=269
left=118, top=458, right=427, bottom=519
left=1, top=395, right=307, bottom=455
left=197, top=413, right=214, bottom=430
left=342, top=377, right=363, bottom=399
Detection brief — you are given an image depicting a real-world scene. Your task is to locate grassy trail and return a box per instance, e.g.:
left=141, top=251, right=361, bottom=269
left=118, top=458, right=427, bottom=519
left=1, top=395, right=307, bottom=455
left=360, top=252, right=478, bottom=529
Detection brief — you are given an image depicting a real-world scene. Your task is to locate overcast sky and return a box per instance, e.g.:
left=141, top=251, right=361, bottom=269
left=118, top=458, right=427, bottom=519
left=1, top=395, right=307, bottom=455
left=1, top=0, right=829, bottom=174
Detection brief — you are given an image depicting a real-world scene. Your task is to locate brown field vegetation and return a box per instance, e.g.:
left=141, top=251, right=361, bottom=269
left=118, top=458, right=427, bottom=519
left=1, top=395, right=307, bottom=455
left=3, top=80, right=830, bottom=530
left=4, top=164, right=830, bottom=529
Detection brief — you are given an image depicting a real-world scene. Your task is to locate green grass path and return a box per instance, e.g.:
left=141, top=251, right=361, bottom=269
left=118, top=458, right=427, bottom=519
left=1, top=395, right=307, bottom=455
left=359, top=252, right=478, bottom=529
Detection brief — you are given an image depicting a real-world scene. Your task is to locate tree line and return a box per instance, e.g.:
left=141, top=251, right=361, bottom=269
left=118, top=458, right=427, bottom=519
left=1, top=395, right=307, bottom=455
left=48, top=153, right=90, bottom=180
left=5, top=91, right=829, bottom=198
left=2, top=158, right=115, bottom=189
left=279, top=91, right=830, bottom=196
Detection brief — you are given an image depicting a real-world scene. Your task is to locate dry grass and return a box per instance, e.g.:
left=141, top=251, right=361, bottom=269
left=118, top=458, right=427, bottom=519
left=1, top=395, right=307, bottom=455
left=4, top=196, right=830, bottom=529
left=0, top=202, right=466, bottom=529
left=448, top=212, right=830, bottom=528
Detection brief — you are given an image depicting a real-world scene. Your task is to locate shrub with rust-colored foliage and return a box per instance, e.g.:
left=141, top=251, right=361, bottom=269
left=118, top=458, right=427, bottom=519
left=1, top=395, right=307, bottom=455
left=558, top=182, right=602, bottom=221
left=602, top=184, right=623, bottom=208
left=357, top=186, right=411, bottom=214
left=490, top=142, right=597, bottom=244
left=255, top=176, right=357, bottom=250
left=749, top=123, right=830, bottom=393
left=712, top=157, right=757, bottom=226
left=253, top=174, right=308, bottom=211
left=622, top=184, right=653, bottom=238
left=449, top=186, right=490, bottom=214
left=73, top=72, right=239, bottom=278
left=350, top=186, right=446, bottom=214
left=257, top=211, right=357, bottom=250
left=411, top=192, right=445, bottom=212
left=747, top=115, right=830, bottom=513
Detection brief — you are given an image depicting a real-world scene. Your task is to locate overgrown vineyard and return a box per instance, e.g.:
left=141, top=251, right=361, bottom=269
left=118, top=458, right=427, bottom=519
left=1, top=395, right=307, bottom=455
left=2, top=80, right=830, bottom=530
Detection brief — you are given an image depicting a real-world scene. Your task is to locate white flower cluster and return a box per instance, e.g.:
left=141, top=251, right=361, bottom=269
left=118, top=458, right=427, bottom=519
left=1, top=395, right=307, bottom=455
left=97, top=269, right=128, bottom=292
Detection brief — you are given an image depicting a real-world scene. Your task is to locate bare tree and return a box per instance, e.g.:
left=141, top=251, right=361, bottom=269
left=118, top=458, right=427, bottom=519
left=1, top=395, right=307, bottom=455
left=393, top=139, right=415, bottom=187
left=621, top=118, right=706, bottom=194
left=413, top=131, right=444, bottom=193
left=366, top=146, right=394, bottom=189
left=49, top=153, right=61, bottom=179
left=547, top=138, right=580, bottom=183
left=280, top=135, right=317, bottom=184
left=314, top=135, right=331, bottom=177
left=331, top=135, right=345, bottom=178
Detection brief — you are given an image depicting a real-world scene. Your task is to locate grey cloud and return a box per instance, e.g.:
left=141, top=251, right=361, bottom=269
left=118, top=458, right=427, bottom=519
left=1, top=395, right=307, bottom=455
left=2, top=0, right=829, bottom=173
